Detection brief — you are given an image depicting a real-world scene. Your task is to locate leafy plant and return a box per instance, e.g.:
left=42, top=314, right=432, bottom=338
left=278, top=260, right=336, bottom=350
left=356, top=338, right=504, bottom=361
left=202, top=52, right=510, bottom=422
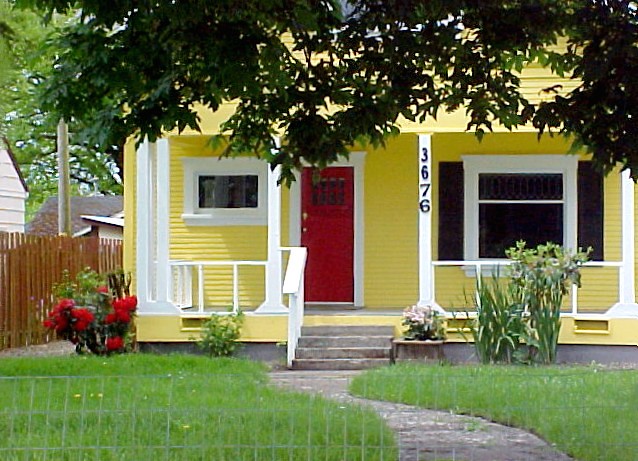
left=197, top=312, right=244, bottom=357
left=472, top=274, right=526, bottom=364
left=507, top=242, right=590, bottom=364
left=402, top=305, right=446, bottom=341
left=44, top=268, right=137, bottom=355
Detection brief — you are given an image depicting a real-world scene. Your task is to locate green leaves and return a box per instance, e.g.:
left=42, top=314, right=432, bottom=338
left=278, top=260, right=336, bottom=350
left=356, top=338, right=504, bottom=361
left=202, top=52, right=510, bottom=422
left=197, top=312, right=244, bottom=358
left=14, top=0, right=638, bottom=179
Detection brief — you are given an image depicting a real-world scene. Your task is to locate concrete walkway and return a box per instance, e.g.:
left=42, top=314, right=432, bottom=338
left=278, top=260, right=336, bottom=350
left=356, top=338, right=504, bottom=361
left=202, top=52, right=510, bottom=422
left=269, top=370, right=573, bottom=461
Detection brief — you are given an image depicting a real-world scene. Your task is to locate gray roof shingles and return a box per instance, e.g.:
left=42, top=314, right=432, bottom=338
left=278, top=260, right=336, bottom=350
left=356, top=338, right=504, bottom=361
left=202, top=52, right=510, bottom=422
left=26, top=196, right=123, bottom=236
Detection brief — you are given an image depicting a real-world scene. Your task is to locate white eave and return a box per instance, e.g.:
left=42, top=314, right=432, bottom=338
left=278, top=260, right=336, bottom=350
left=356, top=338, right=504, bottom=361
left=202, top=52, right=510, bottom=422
left=81, top=215, right=125, bottom=228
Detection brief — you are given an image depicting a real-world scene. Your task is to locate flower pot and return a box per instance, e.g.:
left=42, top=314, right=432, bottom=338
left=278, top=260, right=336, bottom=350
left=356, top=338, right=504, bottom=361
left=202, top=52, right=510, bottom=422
left=392, top=339, right=445, bottom=363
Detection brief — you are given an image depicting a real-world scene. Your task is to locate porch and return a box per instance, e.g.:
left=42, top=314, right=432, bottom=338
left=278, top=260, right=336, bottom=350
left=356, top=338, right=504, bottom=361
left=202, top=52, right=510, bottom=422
left=130, top=134, right=638, bottom=366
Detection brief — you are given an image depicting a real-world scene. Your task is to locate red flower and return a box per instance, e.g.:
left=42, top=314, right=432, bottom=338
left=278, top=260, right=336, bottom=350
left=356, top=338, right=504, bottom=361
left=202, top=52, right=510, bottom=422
left=112, top=298, right=125, bottom=311
left=57, top=299, right=75, bottom=310
left=113, top=296, right=137, bottom=312
left=97, top=286, right=109, bottom=294
left=43, top=319, right=54, bottom=329
left=124, top=296, right=138, bottom=311
left=54, top=317, right=68, bottom=333
left=106, top=336, right=124, bottom=351
left=71, top=308, right=94, bottom=332
left=104, top=313, right=117, bottom=325
left=115, top=309, right=130, bottom=323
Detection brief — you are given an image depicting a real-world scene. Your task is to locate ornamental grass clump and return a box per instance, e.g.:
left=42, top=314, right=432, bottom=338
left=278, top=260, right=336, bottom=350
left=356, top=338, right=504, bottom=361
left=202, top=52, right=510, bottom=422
left=402, top=305, right=446, bottom=341
left=43, top=268, right=137, bottom=355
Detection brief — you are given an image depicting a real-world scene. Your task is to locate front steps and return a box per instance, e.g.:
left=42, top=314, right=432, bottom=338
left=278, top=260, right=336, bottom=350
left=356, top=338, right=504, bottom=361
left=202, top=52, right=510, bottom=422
left=291, top=325, right=394, bottom=370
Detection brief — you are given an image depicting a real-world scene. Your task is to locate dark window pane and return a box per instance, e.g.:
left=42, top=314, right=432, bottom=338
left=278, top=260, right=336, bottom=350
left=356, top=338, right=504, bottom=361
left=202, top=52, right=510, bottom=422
left=198, top=175, right=258, bottom=208
left=312, top=177, right=346, bottom=206
left=479, top=204, right=563, bottom=258
left=479, top=174, right=563, bottom=200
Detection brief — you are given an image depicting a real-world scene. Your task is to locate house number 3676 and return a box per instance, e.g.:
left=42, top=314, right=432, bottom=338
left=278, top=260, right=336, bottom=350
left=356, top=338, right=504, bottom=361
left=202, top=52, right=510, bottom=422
left=419, top=147, right=431, bottom=213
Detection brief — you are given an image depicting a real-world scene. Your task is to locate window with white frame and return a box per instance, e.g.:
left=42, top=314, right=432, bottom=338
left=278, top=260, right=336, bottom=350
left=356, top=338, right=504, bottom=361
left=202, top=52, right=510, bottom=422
left=182, top=157, right=267, bottom=226
left=463, top=155, right=578, bottom=260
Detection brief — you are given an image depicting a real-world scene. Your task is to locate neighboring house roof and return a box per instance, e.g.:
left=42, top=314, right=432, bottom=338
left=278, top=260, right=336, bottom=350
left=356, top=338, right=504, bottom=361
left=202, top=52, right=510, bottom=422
left=26, top=195, right=123, bottom=236
left=74, top=214, right=125, bottom=237
left=80, top=215, right=124, bottom=228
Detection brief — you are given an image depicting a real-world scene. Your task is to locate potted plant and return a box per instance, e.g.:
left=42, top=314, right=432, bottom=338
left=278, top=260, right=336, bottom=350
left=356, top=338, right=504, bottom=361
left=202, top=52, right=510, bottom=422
left=393, top=305, right=447, bottom=362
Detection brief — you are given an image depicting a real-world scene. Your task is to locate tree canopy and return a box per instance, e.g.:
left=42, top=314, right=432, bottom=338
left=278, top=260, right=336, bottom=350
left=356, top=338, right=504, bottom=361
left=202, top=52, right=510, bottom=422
left=18, top=0, right=638, bottom=182
left=0, top=1, right=122, bottom=218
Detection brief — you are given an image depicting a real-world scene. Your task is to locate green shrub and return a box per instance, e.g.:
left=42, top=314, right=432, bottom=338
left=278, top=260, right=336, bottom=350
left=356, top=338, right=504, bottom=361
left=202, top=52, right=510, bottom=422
left=197, top=312, right=244, bottom=357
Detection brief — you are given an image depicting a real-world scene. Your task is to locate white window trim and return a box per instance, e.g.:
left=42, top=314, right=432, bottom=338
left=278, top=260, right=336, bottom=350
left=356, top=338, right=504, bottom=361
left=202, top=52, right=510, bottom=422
left=181, top=157, right=268, bottom=226
left=463, top=154, right=578, bottom=261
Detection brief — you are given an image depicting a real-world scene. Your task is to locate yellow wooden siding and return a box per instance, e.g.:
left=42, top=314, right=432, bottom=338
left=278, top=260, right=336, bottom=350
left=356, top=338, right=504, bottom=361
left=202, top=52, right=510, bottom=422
left=430, top=132, right=622, bottom=312
left=168, top=136, right=269, bottom=308
left=363, top=135, right=419, bottom=307
left=123, top=138, right=137, bottom=289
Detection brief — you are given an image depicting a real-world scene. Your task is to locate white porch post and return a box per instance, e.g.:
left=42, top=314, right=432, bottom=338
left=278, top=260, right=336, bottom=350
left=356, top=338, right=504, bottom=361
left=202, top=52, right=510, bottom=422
left=155, top=139, right=171, bottom=302
left=136, top=139, right=152, bottom=309
left=608, top=169, right=638, bottom=316
left=619, top=170, right=636, bottom=304
left=255, top=140, right=287, bottom=313
left=417, top=134, right=437, bottom=308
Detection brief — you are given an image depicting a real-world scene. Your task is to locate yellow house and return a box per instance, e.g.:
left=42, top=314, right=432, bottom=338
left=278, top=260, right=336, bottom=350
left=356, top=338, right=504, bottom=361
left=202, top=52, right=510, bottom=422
left=124, top=64, right=638, bottom=367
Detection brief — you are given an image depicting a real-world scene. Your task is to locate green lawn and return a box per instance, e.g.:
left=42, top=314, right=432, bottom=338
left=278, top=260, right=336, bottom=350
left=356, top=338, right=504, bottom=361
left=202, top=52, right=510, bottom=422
left=350, top=363, right=638, bottom=461
left=0, top=355, right=396, bottom=460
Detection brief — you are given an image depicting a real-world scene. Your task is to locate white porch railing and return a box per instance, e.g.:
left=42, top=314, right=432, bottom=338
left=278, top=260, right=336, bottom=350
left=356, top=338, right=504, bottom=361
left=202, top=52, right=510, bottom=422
left=168, top=260, right=268, bottom=313
left=281, top=247, right=308, bottom=368
left=432, top=260, right=623, bottom=315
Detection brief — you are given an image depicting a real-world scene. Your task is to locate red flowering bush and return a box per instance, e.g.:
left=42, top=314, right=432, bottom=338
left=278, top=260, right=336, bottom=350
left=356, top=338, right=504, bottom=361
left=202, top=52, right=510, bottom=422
left=44, top=269, right=137, bottom=355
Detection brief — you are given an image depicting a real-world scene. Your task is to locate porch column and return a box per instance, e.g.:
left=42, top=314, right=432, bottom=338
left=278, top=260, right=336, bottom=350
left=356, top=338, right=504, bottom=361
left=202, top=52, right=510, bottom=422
left=417, top=134, right=437, bottom=308
left=136, top=138, right=152, bottom=309
left=608, top=169, right=638, bottom=316
left=155, top=138, right=170, bottom=303
left=255, top=140, right=287, bottom=313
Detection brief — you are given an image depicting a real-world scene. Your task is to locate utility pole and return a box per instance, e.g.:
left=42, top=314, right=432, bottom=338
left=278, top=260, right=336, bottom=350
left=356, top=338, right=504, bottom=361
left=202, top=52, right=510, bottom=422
left=57, top=118, right=71, bottom=236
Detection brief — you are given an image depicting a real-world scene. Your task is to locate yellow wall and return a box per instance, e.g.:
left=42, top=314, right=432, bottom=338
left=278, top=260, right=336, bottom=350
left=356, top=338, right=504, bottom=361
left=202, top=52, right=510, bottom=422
left=364, top=135, right=419, bottom=307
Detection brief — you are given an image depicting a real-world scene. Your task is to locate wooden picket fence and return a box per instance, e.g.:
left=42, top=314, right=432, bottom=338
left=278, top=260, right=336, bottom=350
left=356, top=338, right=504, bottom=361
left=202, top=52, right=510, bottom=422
left=0, top=233, right=123, bottom=350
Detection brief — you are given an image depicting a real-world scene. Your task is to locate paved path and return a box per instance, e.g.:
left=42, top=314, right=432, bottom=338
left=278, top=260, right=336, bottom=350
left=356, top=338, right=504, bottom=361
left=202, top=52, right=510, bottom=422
left=269, top=370, right=573, bottom=461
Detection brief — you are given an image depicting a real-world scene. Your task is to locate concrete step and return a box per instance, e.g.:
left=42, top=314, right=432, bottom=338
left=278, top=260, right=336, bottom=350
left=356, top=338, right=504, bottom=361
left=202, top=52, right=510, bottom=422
left=291, top=358, right=390, bottom=370
left=300, top=325, right=395, bottom=337
left=296, top=347, right=391, bottom=360
left=298, top=335, right=393, bottom=348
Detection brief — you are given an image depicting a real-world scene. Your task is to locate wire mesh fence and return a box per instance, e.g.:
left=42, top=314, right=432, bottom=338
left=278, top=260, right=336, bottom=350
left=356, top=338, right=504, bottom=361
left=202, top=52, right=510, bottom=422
left=1, top=366, right=637, bottom=460
left=0, top=372, right=394, bottom=461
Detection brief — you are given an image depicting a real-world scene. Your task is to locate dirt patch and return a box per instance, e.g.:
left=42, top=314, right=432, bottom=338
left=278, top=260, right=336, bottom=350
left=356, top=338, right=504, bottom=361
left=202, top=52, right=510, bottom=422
left=0, top=341, right=75, bottom=358
left=269, top=370, right=573, bottom=461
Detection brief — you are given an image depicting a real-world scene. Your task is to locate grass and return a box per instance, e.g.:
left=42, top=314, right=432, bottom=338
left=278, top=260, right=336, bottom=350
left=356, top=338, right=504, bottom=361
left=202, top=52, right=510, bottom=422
left=0, top=354, right=396, bottom=460
left=350, top=363, right=638, bottom=461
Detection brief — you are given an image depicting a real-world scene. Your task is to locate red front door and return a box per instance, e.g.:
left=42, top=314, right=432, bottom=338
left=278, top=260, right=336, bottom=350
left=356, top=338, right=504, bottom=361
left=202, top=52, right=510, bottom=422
left=301, top=167, right=354, bottom=303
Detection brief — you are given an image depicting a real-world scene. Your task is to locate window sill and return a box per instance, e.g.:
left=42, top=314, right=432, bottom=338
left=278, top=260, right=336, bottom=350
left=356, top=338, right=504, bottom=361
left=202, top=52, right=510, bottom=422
left=181, top=213, right=266, bottom=227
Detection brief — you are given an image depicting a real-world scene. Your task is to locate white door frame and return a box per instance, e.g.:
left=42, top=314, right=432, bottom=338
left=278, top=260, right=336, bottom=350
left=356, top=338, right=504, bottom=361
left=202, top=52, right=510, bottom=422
left=289, top=152, right=366, bottom=307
